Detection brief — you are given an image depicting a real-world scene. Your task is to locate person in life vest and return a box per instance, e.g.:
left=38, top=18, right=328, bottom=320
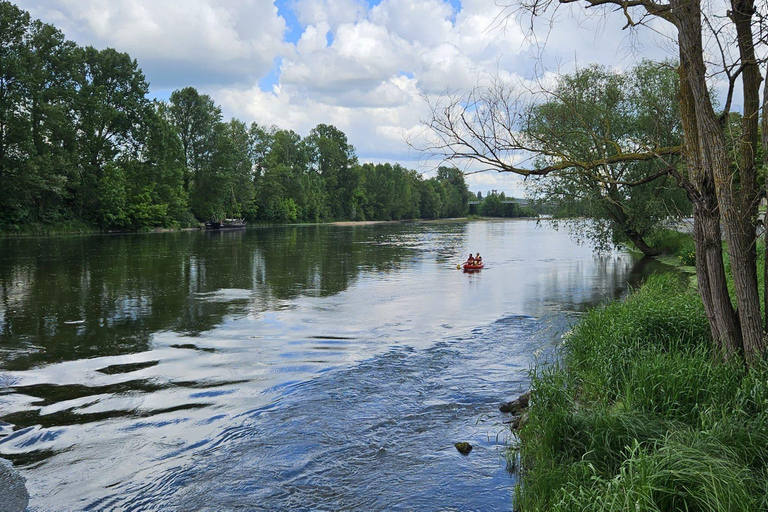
left=474, top=253, right=482, bottom=264
left=466, top=253, right=475, bottom=265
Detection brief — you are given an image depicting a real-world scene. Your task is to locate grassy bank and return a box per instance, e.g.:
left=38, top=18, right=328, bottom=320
left=515, top=274, right=768, bottom=511
left=0, top=221, right=206, bottom=237
left=0, top=220, right=98, bottom=236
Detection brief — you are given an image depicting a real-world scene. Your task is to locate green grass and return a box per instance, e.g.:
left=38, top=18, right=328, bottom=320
left=515, top=274, right=768, bottom=511
left=644, top=229, right=696, bottom=264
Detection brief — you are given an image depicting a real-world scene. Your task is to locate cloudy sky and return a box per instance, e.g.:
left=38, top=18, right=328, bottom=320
left=16, top=0, right=679, bottom=196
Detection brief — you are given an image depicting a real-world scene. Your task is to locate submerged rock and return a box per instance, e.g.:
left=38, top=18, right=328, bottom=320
left=454, top=442, right=473, bottom=455
left=0, top=458, right=29, bottom=512
left=500, top=391, right=530, bottom=414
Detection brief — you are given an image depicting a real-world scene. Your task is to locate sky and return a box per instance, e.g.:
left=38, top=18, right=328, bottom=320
left=15, top=0, right=682, bottom=196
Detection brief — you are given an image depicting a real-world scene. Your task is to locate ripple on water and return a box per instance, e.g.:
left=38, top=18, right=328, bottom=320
left=91, top=314, right=562, bottom=512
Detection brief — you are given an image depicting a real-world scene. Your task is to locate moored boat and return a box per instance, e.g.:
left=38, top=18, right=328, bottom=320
left=205, top=218, right=246, bottom=230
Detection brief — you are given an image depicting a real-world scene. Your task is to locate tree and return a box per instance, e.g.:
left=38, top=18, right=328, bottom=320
left=125, top=103, right=188, bottom=227
left=25, top=19, right=79, bottom=224
left=306, top=124, right=357, bottom=219
left=0, top=2, right=33, bottom=226
left=419, top=178, right=444, bottom=219
left=526, top=62, right=690, bottom=255
left=419, top=0, right=768, bottom=365
left=168, top=87, right=221, bottom=199
left=71, top=46, right=150, bottom=227
left=436, top=166, right=471, bottom=217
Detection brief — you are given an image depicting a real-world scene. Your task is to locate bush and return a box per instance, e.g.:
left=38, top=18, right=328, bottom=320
left=645, top=229, right=693, bottom=256
left=678, top=240, right=696, bottom=265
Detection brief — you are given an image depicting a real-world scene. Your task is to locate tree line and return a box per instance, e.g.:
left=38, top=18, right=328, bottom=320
left=0, top=2, right=474, bottom=232
left=473, top=191, right=537, bottom=218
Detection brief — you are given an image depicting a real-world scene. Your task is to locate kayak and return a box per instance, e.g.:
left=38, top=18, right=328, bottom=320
left=463, top=262, right=484, bottom=271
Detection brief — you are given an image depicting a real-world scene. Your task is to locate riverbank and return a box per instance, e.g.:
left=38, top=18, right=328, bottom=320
left=329, top=217, right=475, bottom=226
left=513, top=272, right=768, bottom=510
left=0, top=221, right=203, bottom=238
left=2, top=216, right=532, bottom=237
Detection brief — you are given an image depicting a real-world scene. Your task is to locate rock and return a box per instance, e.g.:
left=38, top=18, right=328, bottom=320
left=0, top=458, right=29, bottom=512
left=454, top=442, right=473, bottom=455
left=500, top=391, right=530, bottom=414
left=511, top=411, right=529, bottom=431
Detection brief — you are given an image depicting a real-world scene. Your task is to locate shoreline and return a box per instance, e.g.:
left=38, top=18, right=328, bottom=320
left=329, top=217, right=474, bottom=227
left=1, top=216, right=541, bottom=238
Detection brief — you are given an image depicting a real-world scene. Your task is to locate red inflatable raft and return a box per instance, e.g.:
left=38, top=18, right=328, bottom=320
left=463, top=262, right=484, bottom=271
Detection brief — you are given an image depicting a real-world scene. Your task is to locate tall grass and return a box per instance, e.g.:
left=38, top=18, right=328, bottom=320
left=516, top=274, right=768, bottom=511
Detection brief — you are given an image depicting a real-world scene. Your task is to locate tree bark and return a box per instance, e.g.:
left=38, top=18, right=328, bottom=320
left=673, top=0, right=761, bottom=362
left=763, top=67, right=768, bottom=331
left=624, top=230, right=660, bottom=257
left=677, top=45, right=743, bottom=357
left=731, top=0, right=765, bottom=363
left=601, top=191, right=661, bottom=256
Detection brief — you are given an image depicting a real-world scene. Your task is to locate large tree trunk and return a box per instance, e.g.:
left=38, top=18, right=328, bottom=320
left=674, top=0, right=762, bottom=364
left=694, top=201, right=742, bottom=353
left=763, top=68, right=768, bottom=330
left=602, top=192, right=661, bottom=256
left=677, top=39, right=743, bottom=358
left=731, top=0, right=765, bottom=363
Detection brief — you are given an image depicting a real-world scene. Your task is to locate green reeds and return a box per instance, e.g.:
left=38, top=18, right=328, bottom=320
left=516, top=274, right=768, bottom=511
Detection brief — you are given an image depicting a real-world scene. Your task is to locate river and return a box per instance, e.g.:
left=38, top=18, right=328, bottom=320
left=0, top=220, right=667, bottom=511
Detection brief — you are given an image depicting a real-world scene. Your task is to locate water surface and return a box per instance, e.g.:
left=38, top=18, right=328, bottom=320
left=0, top=220, right=666, bottom=511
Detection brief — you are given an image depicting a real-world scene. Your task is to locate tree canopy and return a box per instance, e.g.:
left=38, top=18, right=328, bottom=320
left=0, top=1, right=473, bottom=232
left=526, top=62, right=691, bottom=255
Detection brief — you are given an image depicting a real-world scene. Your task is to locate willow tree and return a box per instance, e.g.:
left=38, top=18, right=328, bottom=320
left=419, top=0, right=767, bottom=366
left=526, top=62, right=690, bottom=256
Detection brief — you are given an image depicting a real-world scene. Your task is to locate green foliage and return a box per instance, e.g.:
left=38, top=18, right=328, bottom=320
left=476, top=192, right=537, bottom=218
left=644, top=229, right=696, bottom=264
left=516, top=274, right=768, bottom=511
left=644, top=229, right=691, bottom=254
left=0, top=3, right=474, bottom=232
left=527, top=62, right=691, bottom=255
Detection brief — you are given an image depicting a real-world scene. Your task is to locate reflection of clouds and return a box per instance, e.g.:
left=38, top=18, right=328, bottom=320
left=195, top=289, right=254, bottom=303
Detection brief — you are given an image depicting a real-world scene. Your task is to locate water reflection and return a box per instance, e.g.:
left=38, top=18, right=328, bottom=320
left=0, top=225, right=419, bottom=371
left=0, top=220, right=673, bottom=510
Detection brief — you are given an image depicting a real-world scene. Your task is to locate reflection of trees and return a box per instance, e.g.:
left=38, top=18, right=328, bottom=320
left=250, top=225, right=415, bottom=301
left=0, top=226, right=418, bottom=371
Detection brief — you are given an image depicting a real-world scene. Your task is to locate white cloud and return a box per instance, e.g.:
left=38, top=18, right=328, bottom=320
left=16, top=0, right=289, bottom=86
left=369, top=0, right=454, bottom=47
left=280, top=19, right=416, bottom=105
left=16, top=0, right=690, bottom=195
left=417, top=42, right=480, bottom=92
left=291, top=0, right=366, bottom=30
